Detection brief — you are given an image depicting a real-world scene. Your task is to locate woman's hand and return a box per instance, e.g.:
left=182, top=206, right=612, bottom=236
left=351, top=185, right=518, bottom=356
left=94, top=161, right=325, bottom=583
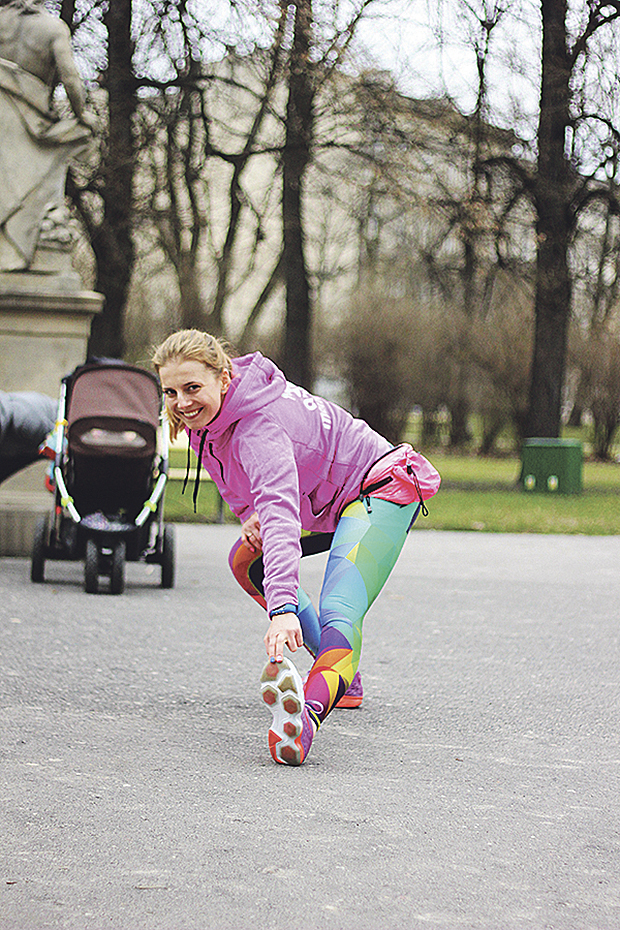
left=264, top=613, right=303, bottom=663
left=241, top=512, right=262, bottom=553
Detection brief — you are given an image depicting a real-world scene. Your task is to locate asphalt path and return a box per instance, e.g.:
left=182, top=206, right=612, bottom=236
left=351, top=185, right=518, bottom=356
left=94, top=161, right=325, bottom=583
left=1, top=524, right=620, bottom=930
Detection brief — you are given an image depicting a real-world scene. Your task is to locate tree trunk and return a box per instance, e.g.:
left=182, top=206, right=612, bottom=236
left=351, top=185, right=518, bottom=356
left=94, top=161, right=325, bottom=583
left=87, top=0, right=136, bottom=359
left=525, top=0, right=572, bottom=438
left=592, top=407, right=620, bottom=461
left=178, top=251, right=205, bottom=331
left=449, top=398, right=471, bottom=448
left=281, top=0, right=314, bottom=389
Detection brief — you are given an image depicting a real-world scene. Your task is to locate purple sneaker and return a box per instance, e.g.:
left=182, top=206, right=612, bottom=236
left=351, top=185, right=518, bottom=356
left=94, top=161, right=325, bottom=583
left=260, top=657, right=315, bottom=765
left=335, top=670, right=363, bottom=708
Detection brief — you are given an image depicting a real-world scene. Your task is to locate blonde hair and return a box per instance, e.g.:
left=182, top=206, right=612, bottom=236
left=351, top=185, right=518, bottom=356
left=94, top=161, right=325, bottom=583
left=152, top=329, right=234, bottom=440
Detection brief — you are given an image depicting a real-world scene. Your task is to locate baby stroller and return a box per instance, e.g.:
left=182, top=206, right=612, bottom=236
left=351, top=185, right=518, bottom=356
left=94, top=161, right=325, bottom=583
left=30, top=359, right=175, bottom=594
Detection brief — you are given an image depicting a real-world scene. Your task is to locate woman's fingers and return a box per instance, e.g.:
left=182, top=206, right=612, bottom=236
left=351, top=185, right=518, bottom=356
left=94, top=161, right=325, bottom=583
left=265, top=613, right=301, bottom=662
left=241, top=512, right=262, bottom=552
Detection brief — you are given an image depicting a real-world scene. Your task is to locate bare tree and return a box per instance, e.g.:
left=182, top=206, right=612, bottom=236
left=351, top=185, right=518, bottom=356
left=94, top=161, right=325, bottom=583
left=275, top=0, right=380, bottom=385
left=525, top=0, right=620, bottom=437
left=60, top=0, right=137, bottom=359
left=280, top=0, right=314, bottom=387
left=338, top=282, right=456, bottom=444
left=318, top=58, right=532, bottom=444
left=469, top=275, right=534, bottom=451
left=123, top=0, right=379, bottom=366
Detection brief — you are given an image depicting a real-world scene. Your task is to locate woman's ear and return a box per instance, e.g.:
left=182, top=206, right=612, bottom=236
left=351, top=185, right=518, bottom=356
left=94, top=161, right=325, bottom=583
left=221, top=369, right=231, bottom=395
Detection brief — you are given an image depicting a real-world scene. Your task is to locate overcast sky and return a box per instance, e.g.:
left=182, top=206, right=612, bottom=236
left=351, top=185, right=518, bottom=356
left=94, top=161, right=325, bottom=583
left=351, top=0, right=541, bottom=139
left=71, top=0, right=618, bottom=148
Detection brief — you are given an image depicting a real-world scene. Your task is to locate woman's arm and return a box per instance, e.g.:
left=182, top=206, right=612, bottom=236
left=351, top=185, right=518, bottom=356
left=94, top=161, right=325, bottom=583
left=235, top=420, right=303, bottom=615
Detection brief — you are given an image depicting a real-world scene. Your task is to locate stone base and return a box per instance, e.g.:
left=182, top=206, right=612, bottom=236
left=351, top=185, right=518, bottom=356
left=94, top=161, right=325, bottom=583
left=0, top=280, right=103, bottom=394
left=0, top=492, right=50, bottom=557
left=0, top=274, right=103, bottom=556
left=0, top=463, right=51, bottom=557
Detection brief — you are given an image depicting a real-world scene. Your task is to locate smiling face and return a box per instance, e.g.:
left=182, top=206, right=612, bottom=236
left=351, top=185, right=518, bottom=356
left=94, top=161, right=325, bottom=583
left=159, top=357, right=231, bottom=432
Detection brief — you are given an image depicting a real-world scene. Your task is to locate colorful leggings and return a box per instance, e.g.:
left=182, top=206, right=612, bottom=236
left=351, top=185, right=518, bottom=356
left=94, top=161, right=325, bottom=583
left=229, top=497, right=418, bottom=726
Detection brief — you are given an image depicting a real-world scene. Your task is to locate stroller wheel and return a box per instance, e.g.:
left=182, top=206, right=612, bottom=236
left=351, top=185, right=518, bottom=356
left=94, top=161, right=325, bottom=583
left=31, top=514, right=49, bottom=583
left=84, top=537, right=99, bottom=594
left=110, top=540, right=126, bottom=595
left=161, top=523, right=175, bottom=589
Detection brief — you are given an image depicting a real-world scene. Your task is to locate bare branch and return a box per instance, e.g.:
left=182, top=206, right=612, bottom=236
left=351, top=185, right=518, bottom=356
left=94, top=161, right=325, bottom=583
left=569, top=0, right=620, bottom=68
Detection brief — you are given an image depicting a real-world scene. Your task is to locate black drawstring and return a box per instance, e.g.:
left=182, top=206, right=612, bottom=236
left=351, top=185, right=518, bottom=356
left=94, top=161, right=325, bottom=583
left=209, top=442, right=225, bottom=481
left=409, top=465, right=429, bottom=517
left=182, top=438, right=192, bottom=496
left=193, top=429, right=209, bottom=512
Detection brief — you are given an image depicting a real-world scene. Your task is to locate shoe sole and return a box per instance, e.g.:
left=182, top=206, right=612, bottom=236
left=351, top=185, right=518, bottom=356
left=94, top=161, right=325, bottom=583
left=260, top=657, right=306, bottom=765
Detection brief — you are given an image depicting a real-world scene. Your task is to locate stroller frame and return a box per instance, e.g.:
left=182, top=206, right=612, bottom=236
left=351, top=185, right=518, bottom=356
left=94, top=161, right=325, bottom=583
left=31, top=360, right=175, bottom=594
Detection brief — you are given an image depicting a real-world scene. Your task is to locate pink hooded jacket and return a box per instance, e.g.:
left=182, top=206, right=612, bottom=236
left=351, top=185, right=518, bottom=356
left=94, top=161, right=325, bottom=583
left=187, top=352, right=390, bottom=614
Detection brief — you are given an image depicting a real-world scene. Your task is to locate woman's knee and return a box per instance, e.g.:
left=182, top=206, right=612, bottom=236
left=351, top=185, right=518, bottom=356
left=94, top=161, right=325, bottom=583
left=229, top=537, right=266, bottom=607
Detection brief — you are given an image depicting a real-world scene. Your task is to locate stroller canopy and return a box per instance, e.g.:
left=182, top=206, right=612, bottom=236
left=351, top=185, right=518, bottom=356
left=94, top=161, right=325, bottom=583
left=66, top=361, right=161, bottom=459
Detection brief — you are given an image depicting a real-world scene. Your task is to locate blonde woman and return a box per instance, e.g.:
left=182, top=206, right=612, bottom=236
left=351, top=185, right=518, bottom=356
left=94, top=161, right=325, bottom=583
left=153, top=330, right=439, bottom=766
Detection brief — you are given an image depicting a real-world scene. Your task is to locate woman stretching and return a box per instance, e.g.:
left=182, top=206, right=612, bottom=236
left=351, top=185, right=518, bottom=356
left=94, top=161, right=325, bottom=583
left=153, top=330, right=439, bottom=766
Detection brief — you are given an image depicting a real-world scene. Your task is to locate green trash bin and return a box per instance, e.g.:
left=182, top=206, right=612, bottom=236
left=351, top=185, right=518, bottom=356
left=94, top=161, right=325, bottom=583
left=521, top=438, right=583, bottom=494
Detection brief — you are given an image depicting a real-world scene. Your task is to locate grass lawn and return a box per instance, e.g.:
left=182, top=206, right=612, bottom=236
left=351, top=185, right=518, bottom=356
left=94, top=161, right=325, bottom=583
left=417, top=452, right=620, bottom=534
left=163, top=445, right=620, bottom=535
left=421, top=486, right=620, bottom=535
left=164, top=474, right=229, bottom=523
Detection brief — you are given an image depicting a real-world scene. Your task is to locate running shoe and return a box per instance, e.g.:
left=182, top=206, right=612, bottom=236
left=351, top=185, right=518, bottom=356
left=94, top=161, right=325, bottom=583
left=260, top=657, right=315, bottom=766
left=336, top=670, right=363, bottom=708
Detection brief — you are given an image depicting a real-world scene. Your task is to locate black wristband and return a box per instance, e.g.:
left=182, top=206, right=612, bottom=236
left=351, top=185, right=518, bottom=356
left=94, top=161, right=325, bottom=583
left=269, top=603, right=298, bottom=619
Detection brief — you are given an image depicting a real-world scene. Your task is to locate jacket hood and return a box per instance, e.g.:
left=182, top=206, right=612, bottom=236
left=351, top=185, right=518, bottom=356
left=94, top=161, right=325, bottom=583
left=197, top=352, right=287, bottom=440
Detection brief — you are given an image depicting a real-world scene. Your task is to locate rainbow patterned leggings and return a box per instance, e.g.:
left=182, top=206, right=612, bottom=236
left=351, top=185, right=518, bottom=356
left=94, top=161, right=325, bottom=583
left=229, top=497, right=418, bottom=727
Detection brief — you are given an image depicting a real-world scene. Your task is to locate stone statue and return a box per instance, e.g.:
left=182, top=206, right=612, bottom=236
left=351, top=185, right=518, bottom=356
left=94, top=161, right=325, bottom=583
left=0, top=0, right=96, bottom=272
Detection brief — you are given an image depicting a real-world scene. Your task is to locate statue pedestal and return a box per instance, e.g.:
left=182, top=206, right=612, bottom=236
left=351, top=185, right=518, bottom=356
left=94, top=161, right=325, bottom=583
left=0, top=273, right=103, bottom=556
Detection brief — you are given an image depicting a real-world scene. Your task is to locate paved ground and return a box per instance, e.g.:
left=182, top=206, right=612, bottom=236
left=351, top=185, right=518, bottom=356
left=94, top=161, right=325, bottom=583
left=1, top=524, right=620, bottom=930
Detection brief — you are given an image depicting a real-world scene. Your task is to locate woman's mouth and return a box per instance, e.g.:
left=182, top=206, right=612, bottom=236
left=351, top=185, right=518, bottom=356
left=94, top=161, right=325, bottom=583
left=181, top=408, right=203, bottom=421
